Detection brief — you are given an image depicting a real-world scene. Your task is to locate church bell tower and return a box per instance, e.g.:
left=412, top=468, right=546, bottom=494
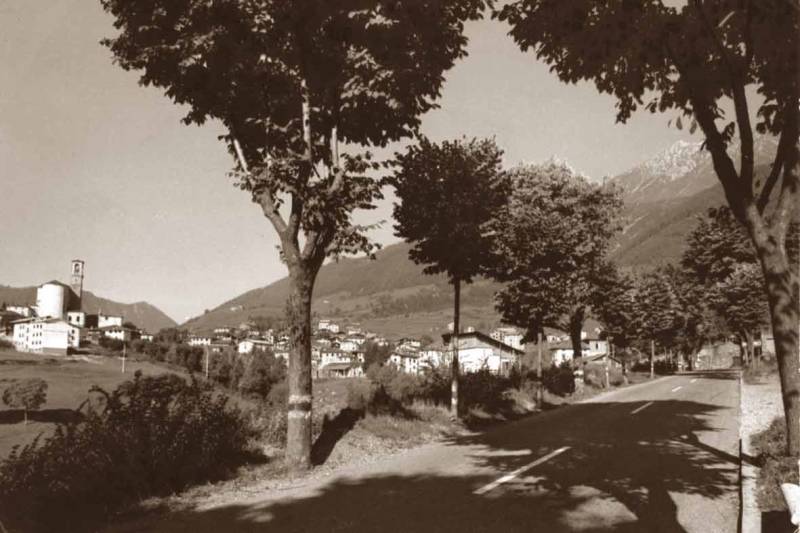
left=70, top=259, right=84, bottom=309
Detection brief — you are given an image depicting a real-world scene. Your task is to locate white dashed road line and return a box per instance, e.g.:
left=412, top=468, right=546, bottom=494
left=691, top=379, right=698, bottom=383
left=473, top=447, right=571, bottom=495
left=630, top=401, right=654, bottom=414
left=671, top=386, right=682, bottom=392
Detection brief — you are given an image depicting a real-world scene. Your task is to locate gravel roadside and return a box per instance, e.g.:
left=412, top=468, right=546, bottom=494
left=740, top=375, right=783, bottom=533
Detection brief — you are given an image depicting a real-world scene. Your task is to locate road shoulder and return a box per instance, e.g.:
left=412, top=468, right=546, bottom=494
left=740, top=375, right=783, bottom=533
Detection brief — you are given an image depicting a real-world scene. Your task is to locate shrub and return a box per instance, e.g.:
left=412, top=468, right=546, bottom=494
left=541, top=362, right=575, bottom=396
left=460, top=369, right=511, bottom=413
left=0, top=338, right=14, bottom=350
left=98, top=336, right=125, bottom=352
left=753, top=416, right=799, bottom=511
left=346, top=379, right=377, bottom=412
left=2, top=378, right=47, bottom=424
left=0, top=372, right=253, bottom=532
left=583, top=363, right=625, bottom=389
left=238, top=352, right=286, bottom=399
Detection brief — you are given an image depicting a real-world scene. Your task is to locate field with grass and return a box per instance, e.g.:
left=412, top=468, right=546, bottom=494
left=0, top=349, right=179, bottom=458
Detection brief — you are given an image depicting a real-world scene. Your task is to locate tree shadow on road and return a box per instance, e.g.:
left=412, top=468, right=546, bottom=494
left=105, top=395, right=738, bottom=533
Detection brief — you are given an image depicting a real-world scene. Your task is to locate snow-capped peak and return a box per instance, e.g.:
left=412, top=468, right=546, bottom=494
left=641, top=139, right=704, bottom=180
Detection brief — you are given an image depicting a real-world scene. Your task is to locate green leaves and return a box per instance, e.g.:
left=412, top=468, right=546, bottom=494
left=486, top=161, right=623, bottom=338
left=391, top=136, right=508, bottom=284
left=101, top=0, right=489, bottom=267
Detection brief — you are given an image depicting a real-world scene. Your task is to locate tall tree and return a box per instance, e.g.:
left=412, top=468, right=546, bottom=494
left=498, top=0, right=800, bottom=453
left=712, top=263, right=771, bottom=361
left=488, top=162, right=623, bottom=364
left=682, top=206, right=784, bottom=362
left=391, top=136, right=507, bottom=417
left=101, top=0, right=488, bottom=469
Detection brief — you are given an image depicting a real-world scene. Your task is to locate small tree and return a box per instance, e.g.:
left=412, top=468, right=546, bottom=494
left=3, top=379, right=48, bottom=425
left=391, top=137, right=507, bottom=417
left=487, top=162, right=623, bottom=364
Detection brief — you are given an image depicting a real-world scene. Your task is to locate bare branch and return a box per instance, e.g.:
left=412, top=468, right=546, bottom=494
left=232, top=137, right=250, bottom=174
left=692, top=1, right=754, bottom=188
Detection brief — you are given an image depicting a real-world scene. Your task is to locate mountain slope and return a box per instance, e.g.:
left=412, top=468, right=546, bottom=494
left=183, top=242, right=502, bottom=334
left=611, top=137, right=778, bottom=268
left=0, top=285, right=176, bottom=333
left=185, top=138, right=779, bottom=335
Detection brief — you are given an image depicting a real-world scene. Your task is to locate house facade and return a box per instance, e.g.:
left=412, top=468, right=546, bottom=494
left=13, top=318, right=81, bottom=355
left=441, top=331, right=523, bottom=375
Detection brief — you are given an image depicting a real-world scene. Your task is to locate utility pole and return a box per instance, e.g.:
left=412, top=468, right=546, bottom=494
left=450, top=278, right=460, bottom=419
left=537, top=330, right=543, bottom=406
left=204, top=346, right=210, bottom=380
left=650, top=340, right=655, bottom=379
left=604, top=339, right=610, bottom=388
left=121, top=342, right=126, bottom=374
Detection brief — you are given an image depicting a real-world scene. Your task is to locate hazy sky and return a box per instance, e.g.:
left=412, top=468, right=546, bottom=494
left=1, top=1, right=698, bottom=323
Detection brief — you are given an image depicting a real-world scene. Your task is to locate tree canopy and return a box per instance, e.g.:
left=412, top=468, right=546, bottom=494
left=488, top=162, right=622, bottom=346
left=391, top=136, right=508, bottom=283
left=102, top=0, right=490, bottom=268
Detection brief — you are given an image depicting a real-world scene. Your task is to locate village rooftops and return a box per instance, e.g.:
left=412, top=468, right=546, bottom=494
left=549, top=340, right=591, bottom=350
left=441, top=330, right=525, bottom=356
left=320, top=362, right=359, bottom=371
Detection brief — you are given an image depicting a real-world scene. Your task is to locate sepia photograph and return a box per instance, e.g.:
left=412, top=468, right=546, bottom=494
left=0, top=1, right=798, bottom=531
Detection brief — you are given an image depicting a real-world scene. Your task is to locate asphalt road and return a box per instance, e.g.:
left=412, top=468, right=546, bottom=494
left=113, top=370, right=741, bottom=533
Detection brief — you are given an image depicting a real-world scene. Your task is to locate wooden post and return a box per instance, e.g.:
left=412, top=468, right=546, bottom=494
left=604, top=340, right=610, bottom=388
left=537, top=330, right=543, bottom=406
left=650, top=340, right=655, bottom=379
left=450, top=278, right=461, bottom=419
left=204, top=346, right=210, bottom=380
left=121, top=342, right=126, bottom=374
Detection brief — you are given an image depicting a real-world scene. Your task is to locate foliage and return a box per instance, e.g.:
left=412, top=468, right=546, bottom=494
left=100, top=0, right=490, bottom=466
left=487, top=161, right=622, bottom=349
left=2, top=378, right=47, bottom=423
left=238, top=352, right=287, bottom=399
left=752, top=416, right=798, bottom=512
left=167, top=344, right=205, bottom=372
left=497, top=0, right=800, bottom=451
left=98, top=336, right=125, bottom=352
left=682, top=206, right=758, bottom=284
left=682, top=206, right=787, bottom=346
left=540, top=362, right=576, bottom=396
left=391, top=136, right=508, bottom=283
left=361, top=341, right=394, bottom=371
left=459, top=369, right=512, bottom=413
left=154, top=327, right=188, bottom=344
left=583, top=363, right=624, bottom=389
left=0, top=338, right=13, bottom=350
left=0, top=372, right=252, bottom=532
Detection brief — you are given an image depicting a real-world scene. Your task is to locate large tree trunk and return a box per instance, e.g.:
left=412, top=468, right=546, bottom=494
left=285, top=266, right=315, bottom=470
left=752, top=237, right=800, bottom=455
left=450, top=277, right=461, bottom=418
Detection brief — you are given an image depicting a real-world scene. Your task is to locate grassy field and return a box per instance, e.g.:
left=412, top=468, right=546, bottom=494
left=0, top=349, right=178, bottom=458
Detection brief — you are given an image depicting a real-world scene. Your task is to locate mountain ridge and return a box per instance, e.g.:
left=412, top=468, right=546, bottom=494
left=0, top=284, right=176, bottom=333
left=182, top=138, right=778, bottom=336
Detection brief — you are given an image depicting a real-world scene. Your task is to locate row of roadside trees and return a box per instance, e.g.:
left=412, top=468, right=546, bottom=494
left=100, top=0, right=799, bottom=467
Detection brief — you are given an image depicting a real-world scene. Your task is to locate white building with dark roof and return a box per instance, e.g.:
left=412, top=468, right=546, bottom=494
left=13, top=317, right=81, bottom=355
left=441, top=331, right=523, bottom=375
